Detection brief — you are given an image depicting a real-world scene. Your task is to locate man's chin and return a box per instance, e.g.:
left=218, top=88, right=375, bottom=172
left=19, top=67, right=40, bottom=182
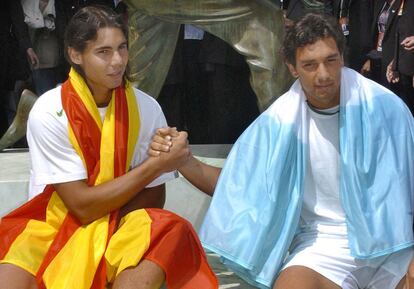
left=315, top=87, right=332, bottom=96
left=109, top=80, right=123, bottom=89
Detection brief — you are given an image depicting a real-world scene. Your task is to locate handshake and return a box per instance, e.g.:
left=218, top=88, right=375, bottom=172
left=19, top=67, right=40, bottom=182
left=148, top=127, right=191, bottom=173
left=148, top=127, right=220, bottom=196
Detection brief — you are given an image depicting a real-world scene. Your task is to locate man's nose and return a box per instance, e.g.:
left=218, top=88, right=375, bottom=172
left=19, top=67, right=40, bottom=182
left=316, top=63, right=330, bottom=80
left=111, top=51, right=123, bottom=65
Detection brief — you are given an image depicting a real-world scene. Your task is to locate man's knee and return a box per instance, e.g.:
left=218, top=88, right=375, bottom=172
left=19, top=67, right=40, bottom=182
left=151, top=209, right=193, bottom=229
left=273, top=266, right=341, bottom=289
left=0, top=264, right=37, bottom=289
left=160, top=210, right=195, bottom=237
left=112, top=260, right=165, bottom=289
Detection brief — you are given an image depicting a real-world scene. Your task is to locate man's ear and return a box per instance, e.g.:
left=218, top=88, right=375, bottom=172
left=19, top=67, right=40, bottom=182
left=68, top=47, right=82, bottom=65
left=286, top=62, right=299, bottom=78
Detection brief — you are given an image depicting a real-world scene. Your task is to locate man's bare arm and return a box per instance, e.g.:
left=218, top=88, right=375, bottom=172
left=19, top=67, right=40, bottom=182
left=54, top=132, right=190, bottom=225
left=179, top=156, right=221, bottom=196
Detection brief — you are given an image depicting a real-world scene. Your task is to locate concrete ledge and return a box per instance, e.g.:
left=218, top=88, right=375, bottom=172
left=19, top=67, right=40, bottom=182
left=0, top=149, right=30, bottom=216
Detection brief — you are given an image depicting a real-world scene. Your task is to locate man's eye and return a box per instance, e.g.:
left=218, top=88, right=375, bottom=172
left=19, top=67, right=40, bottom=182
left=304, top=63, right=316, bottom=69
left=99, top=50, right=109, bottom=54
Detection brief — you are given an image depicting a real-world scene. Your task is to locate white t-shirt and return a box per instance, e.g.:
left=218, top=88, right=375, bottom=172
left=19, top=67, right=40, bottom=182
left=300, top=104, right=347, bottom=236
left=286, top=106, right=412, bottom=288
left=27, top=86, right=176, bottom=199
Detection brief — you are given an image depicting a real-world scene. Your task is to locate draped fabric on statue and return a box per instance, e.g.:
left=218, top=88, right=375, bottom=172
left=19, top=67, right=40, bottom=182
left=200, top=68, right=414, bottom=288
left=123, top=0, right=292, bottom=111
left=0, top=69, right=218, bottom=289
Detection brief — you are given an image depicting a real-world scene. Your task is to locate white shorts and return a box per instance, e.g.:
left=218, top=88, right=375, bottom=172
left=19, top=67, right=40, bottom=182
left=282, top=230, right=414, bottom=289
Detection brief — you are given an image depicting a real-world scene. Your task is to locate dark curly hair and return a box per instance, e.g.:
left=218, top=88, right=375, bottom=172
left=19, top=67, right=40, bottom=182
left=64, top=5, right=128, bottom=76
left=282, top=13, right=345, bottom=66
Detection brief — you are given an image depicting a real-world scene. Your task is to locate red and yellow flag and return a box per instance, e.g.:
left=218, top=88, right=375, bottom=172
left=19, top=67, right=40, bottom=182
left=0, top=69, right=218, bottom=289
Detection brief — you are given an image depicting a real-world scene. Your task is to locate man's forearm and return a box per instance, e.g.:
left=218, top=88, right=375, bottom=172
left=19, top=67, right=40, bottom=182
left=179, top=156, right=221, bottom=196
left=54, top=156, right=166, bottom=225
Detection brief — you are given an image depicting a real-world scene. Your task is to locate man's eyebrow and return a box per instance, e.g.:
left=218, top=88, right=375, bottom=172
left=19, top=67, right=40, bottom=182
left=326, top=52, right=340, bottom=59
left=300, top=52, right=340, bottom=63
left=94, top=42, right=128, bottom=51
left=94, top=45, right=113, bottom=51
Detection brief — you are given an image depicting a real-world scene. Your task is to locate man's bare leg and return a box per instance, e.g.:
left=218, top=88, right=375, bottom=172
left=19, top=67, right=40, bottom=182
left=112, top=260, right=165, bottom=289
left=0, top=264, right=37, bottom=289
left=273, top=265, right=341, bottom=289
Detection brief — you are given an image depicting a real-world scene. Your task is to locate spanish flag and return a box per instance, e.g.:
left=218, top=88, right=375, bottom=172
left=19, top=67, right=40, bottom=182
left=0, top=69, right=218, bottom=289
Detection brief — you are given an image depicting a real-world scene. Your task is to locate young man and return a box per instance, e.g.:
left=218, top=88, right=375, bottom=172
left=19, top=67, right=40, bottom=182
left=151, top=13, right=414, bottom=289
left=0, top=6, right=218, bottom=289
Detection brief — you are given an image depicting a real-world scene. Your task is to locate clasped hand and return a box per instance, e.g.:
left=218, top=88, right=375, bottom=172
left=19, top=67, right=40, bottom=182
left=148, top=127, right=191, bottom=172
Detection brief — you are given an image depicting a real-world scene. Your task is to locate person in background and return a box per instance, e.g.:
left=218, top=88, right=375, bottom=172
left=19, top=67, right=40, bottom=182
left=386, top=0, right=414, bottom=114
left=0, top=0, right=38, bottom=137
left=361, top=0, right=401, bottom=91
left=325, top=0, right=374, bottom=72
left=21, top=0, right=61, bottom=96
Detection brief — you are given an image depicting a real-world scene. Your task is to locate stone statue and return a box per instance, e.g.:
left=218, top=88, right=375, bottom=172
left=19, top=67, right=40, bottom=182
left=2, top=0, right=324, bottom=151
left=0, top=89, right=38, bottom=151
left=125, top=0, right=292, bottom=110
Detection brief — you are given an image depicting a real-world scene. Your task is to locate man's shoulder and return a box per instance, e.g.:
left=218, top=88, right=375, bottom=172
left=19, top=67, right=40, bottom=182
left=30, top=86, right=63, bottom=119
left=261, top=80, right=302, bottom=120
left=131, top=86, right=162, bottom=111
left=237, top=81, right=302, bottom=143
left=342, top=67, right=397, bottom=102
left=342, top=67, right=411, bottom=118
left=28, top=86, right=67, bottom=140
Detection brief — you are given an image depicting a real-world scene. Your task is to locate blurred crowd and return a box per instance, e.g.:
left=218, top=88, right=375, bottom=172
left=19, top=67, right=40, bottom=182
left=1, top=0, right=413, bottom=147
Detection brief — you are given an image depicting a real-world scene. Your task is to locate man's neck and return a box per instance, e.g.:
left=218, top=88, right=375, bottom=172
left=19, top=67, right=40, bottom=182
left=95, top=94, right=112, bottom=107
left=85, top=81, right=112, bottom=107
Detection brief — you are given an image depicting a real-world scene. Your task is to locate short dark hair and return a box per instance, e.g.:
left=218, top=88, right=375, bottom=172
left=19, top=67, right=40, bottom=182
left=282, top=13, right=345, bottom=65
left=64, top=5, right=128, bottom=75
